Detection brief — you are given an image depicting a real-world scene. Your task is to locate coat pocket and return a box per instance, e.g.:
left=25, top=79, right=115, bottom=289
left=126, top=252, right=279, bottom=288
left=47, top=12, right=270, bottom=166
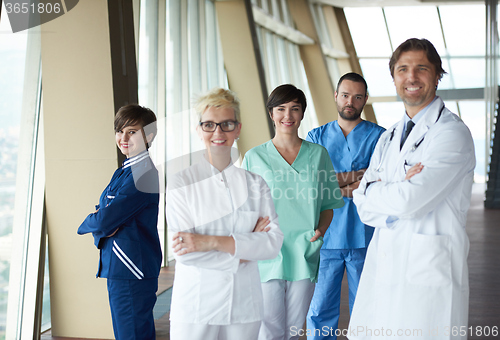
left=406, top=233, right=451, bottom=286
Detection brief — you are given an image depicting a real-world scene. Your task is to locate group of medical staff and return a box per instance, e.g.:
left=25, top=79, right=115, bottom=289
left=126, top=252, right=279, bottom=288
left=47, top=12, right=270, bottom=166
left=78, top=37, right=475, bottom=340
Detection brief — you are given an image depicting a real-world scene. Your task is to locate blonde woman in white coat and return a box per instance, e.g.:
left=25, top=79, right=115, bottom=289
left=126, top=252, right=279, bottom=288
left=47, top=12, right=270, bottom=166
left=167, top=88, right=284, bottom=340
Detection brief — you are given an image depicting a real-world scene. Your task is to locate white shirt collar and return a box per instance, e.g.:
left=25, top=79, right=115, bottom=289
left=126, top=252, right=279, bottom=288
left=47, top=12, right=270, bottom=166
left=123, top=150, right=149, bottom=169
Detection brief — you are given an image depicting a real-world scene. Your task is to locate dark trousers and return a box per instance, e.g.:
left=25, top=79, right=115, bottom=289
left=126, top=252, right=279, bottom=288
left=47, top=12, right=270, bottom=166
left=107, top=278, right=158, bottom=340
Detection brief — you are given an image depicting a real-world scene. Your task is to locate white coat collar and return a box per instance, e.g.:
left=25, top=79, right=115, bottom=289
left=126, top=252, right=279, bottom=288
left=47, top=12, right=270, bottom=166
left=400, top=96, right=445, bottom=154
left=200, top=151, right=239, bottom=179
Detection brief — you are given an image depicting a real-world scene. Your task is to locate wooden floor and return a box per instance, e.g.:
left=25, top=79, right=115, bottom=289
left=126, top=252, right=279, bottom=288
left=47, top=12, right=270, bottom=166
left=42, top=184, right=500, bottom=340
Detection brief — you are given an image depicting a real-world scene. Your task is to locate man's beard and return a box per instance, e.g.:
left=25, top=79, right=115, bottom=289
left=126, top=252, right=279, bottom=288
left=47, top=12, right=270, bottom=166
left=338, top=105, right=362, bottom=121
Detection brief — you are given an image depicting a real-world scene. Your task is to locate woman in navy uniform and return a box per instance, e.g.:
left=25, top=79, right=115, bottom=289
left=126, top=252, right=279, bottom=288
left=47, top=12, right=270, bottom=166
left=78, top=104, right=162, bottom=340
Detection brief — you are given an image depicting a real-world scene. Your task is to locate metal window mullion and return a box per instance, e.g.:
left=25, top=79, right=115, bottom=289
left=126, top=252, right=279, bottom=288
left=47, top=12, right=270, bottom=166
left=199, top=0, right=208, bottom=92
left=179, top=0, right=191, bottom=160
left=21, top=83, right=46, bottom=339
left=381, top=7, right=393, bottom=52
left=156, top=0, right=168, bottom=267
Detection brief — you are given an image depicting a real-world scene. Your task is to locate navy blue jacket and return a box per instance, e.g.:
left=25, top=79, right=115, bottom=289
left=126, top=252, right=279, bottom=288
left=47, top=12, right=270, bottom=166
left=78, top=152, right=162, bottom=280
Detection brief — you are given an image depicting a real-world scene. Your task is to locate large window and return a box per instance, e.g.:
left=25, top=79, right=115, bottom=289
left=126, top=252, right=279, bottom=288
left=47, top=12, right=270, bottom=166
left=1, top=7, right=45, bottom=340
left=252, top=0, right=319, bottom=138
left=345, top=4, right=487, bottom=182
left=0, top=11, right=27, bottom=339
left=136, top=0, right=227, bottom=261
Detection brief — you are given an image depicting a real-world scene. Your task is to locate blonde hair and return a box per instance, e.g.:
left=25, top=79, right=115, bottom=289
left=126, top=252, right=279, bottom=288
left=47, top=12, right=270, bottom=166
left=194, top=88, right=240, bottom=122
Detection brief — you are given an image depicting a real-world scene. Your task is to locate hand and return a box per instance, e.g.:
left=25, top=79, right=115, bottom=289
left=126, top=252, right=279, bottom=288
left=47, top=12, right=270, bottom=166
left=310, top=229, right=324, bottom=242
left=340, top=180, right=361, bottom=198
left=356, top=169, right=367, bottom=182
left=405, top=162, right=424, bottom=180
left=253, top=216, right=270, bottom=233
left=172, top=232, right=214, bottom=255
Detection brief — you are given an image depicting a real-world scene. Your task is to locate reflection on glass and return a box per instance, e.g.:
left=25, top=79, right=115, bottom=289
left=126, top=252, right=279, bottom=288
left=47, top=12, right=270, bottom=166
left=384, top=6, right=445, bottom=55
left=0, top=12, right=27, bottom=338
left=344, top=7, right=392, bottom=57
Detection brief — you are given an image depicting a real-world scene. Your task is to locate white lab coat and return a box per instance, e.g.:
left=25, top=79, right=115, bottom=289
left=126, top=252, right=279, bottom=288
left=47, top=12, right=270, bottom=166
left=351, top=97, right=475, bottom=340
left=166, top=156, right=283, bottom=325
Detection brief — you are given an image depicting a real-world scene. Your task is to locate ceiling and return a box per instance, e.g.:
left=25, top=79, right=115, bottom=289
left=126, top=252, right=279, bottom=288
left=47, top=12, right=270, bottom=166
left=314, top=0, right=482, bottom=7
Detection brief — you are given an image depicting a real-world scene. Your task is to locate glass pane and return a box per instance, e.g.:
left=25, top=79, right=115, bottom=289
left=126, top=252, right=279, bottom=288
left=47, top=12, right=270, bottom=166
left=165, top=3, right=228, bottom=175
left=188, top=0, right=202, bottom=99
left=448, top=58, right=485, bottom=89
left=312, top=4, right=331, bottom=48
left=276, top=36, right=290, bottom=85
left=344, top=7, right=392, bottom=57
left=205, top=0, right=224, bottom=90
left=437, top=58, right=454, bottom=90
left=326, top=57, right=341, bottom=88
left=255, top=25, right=319, bottom=137
left=384, top=6, right=446, bottom=55
left=443, top=100, right=458, bottom=115
left=359, top=59, right=396, bottom=97
left=0, top=10, right=27, bottom=338
left=372, top=102, right=405, bottom=129
left=138, top=0, right=158, bottom=110
left=459, top=100, right=486, bottom=183
left=440, top=5, right=485, bottom=57
left=166, top=0, right=184, bottom=115
left=264, top=30, right=280, bottom=90
left=41, top=241, right=51, bottom=330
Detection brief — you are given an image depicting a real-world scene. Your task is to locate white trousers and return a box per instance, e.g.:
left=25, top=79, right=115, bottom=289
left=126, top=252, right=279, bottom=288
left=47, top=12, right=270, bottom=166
left=259, top=279, right=316, bottom=340
left=170, top=321, right=261, bottom=340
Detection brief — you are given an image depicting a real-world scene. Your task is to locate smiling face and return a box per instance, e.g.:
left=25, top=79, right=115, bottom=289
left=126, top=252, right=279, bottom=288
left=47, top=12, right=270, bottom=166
left=197, top=106, right=241, bottom=151
left=115, top=123, right=149, bottom=158
left=335, top=79, right=367, bottom=122
left=393, top=50, right=440, bottom=117
left=271, top=100, right=303, bottom=135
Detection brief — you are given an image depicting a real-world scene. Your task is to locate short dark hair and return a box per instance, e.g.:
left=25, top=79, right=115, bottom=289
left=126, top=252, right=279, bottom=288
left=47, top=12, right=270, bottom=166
left=337, top=72, right=368, bottom=96
left=389, top=38, right=446, bottom=80
left=266, top=84, right=307, bottom=116
left=114, top=104, right=157, bottom=148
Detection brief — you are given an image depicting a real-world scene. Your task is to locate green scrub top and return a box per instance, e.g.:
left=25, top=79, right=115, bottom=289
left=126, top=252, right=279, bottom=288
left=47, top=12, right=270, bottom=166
left=242, top=140, right=344, bottom=282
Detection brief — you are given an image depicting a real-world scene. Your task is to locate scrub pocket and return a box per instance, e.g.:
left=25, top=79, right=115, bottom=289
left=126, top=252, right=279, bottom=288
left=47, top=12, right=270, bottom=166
left=406, top=233, right=451, bottom=286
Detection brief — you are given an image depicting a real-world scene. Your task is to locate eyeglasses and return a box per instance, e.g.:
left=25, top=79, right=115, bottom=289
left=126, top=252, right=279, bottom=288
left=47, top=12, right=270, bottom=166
left=199, top=121, right=239, bottom=132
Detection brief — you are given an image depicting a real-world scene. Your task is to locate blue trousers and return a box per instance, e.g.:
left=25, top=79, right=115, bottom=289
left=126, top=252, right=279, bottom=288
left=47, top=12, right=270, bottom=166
left=107, top=278, right=158, bottom=340
left=306, top=248, right=367, bottom=340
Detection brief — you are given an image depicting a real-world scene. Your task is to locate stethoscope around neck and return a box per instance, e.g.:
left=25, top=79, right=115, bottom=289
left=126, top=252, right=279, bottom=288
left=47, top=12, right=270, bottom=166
left=375, top=105, right=445, bottom=173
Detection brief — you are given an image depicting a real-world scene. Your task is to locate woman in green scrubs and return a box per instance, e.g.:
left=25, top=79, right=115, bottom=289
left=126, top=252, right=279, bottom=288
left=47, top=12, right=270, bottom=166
left=242, top=84, right=344, bottom=340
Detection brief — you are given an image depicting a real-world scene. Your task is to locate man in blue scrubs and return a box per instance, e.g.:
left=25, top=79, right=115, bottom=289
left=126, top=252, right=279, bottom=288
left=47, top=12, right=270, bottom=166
left=306, top=73, right=385, bottom=339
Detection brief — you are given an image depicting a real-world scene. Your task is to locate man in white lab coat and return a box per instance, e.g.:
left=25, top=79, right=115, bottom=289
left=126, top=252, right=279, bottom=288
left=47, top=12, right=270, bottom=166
left=350, top=38, right=475, bottom=340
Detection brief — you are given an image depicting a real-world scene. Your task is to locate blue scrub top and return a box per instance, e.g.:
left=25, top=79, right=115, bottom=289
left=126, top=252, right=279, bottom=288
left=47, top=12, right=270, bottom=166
left=306, top=120, right=385, bottom=249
